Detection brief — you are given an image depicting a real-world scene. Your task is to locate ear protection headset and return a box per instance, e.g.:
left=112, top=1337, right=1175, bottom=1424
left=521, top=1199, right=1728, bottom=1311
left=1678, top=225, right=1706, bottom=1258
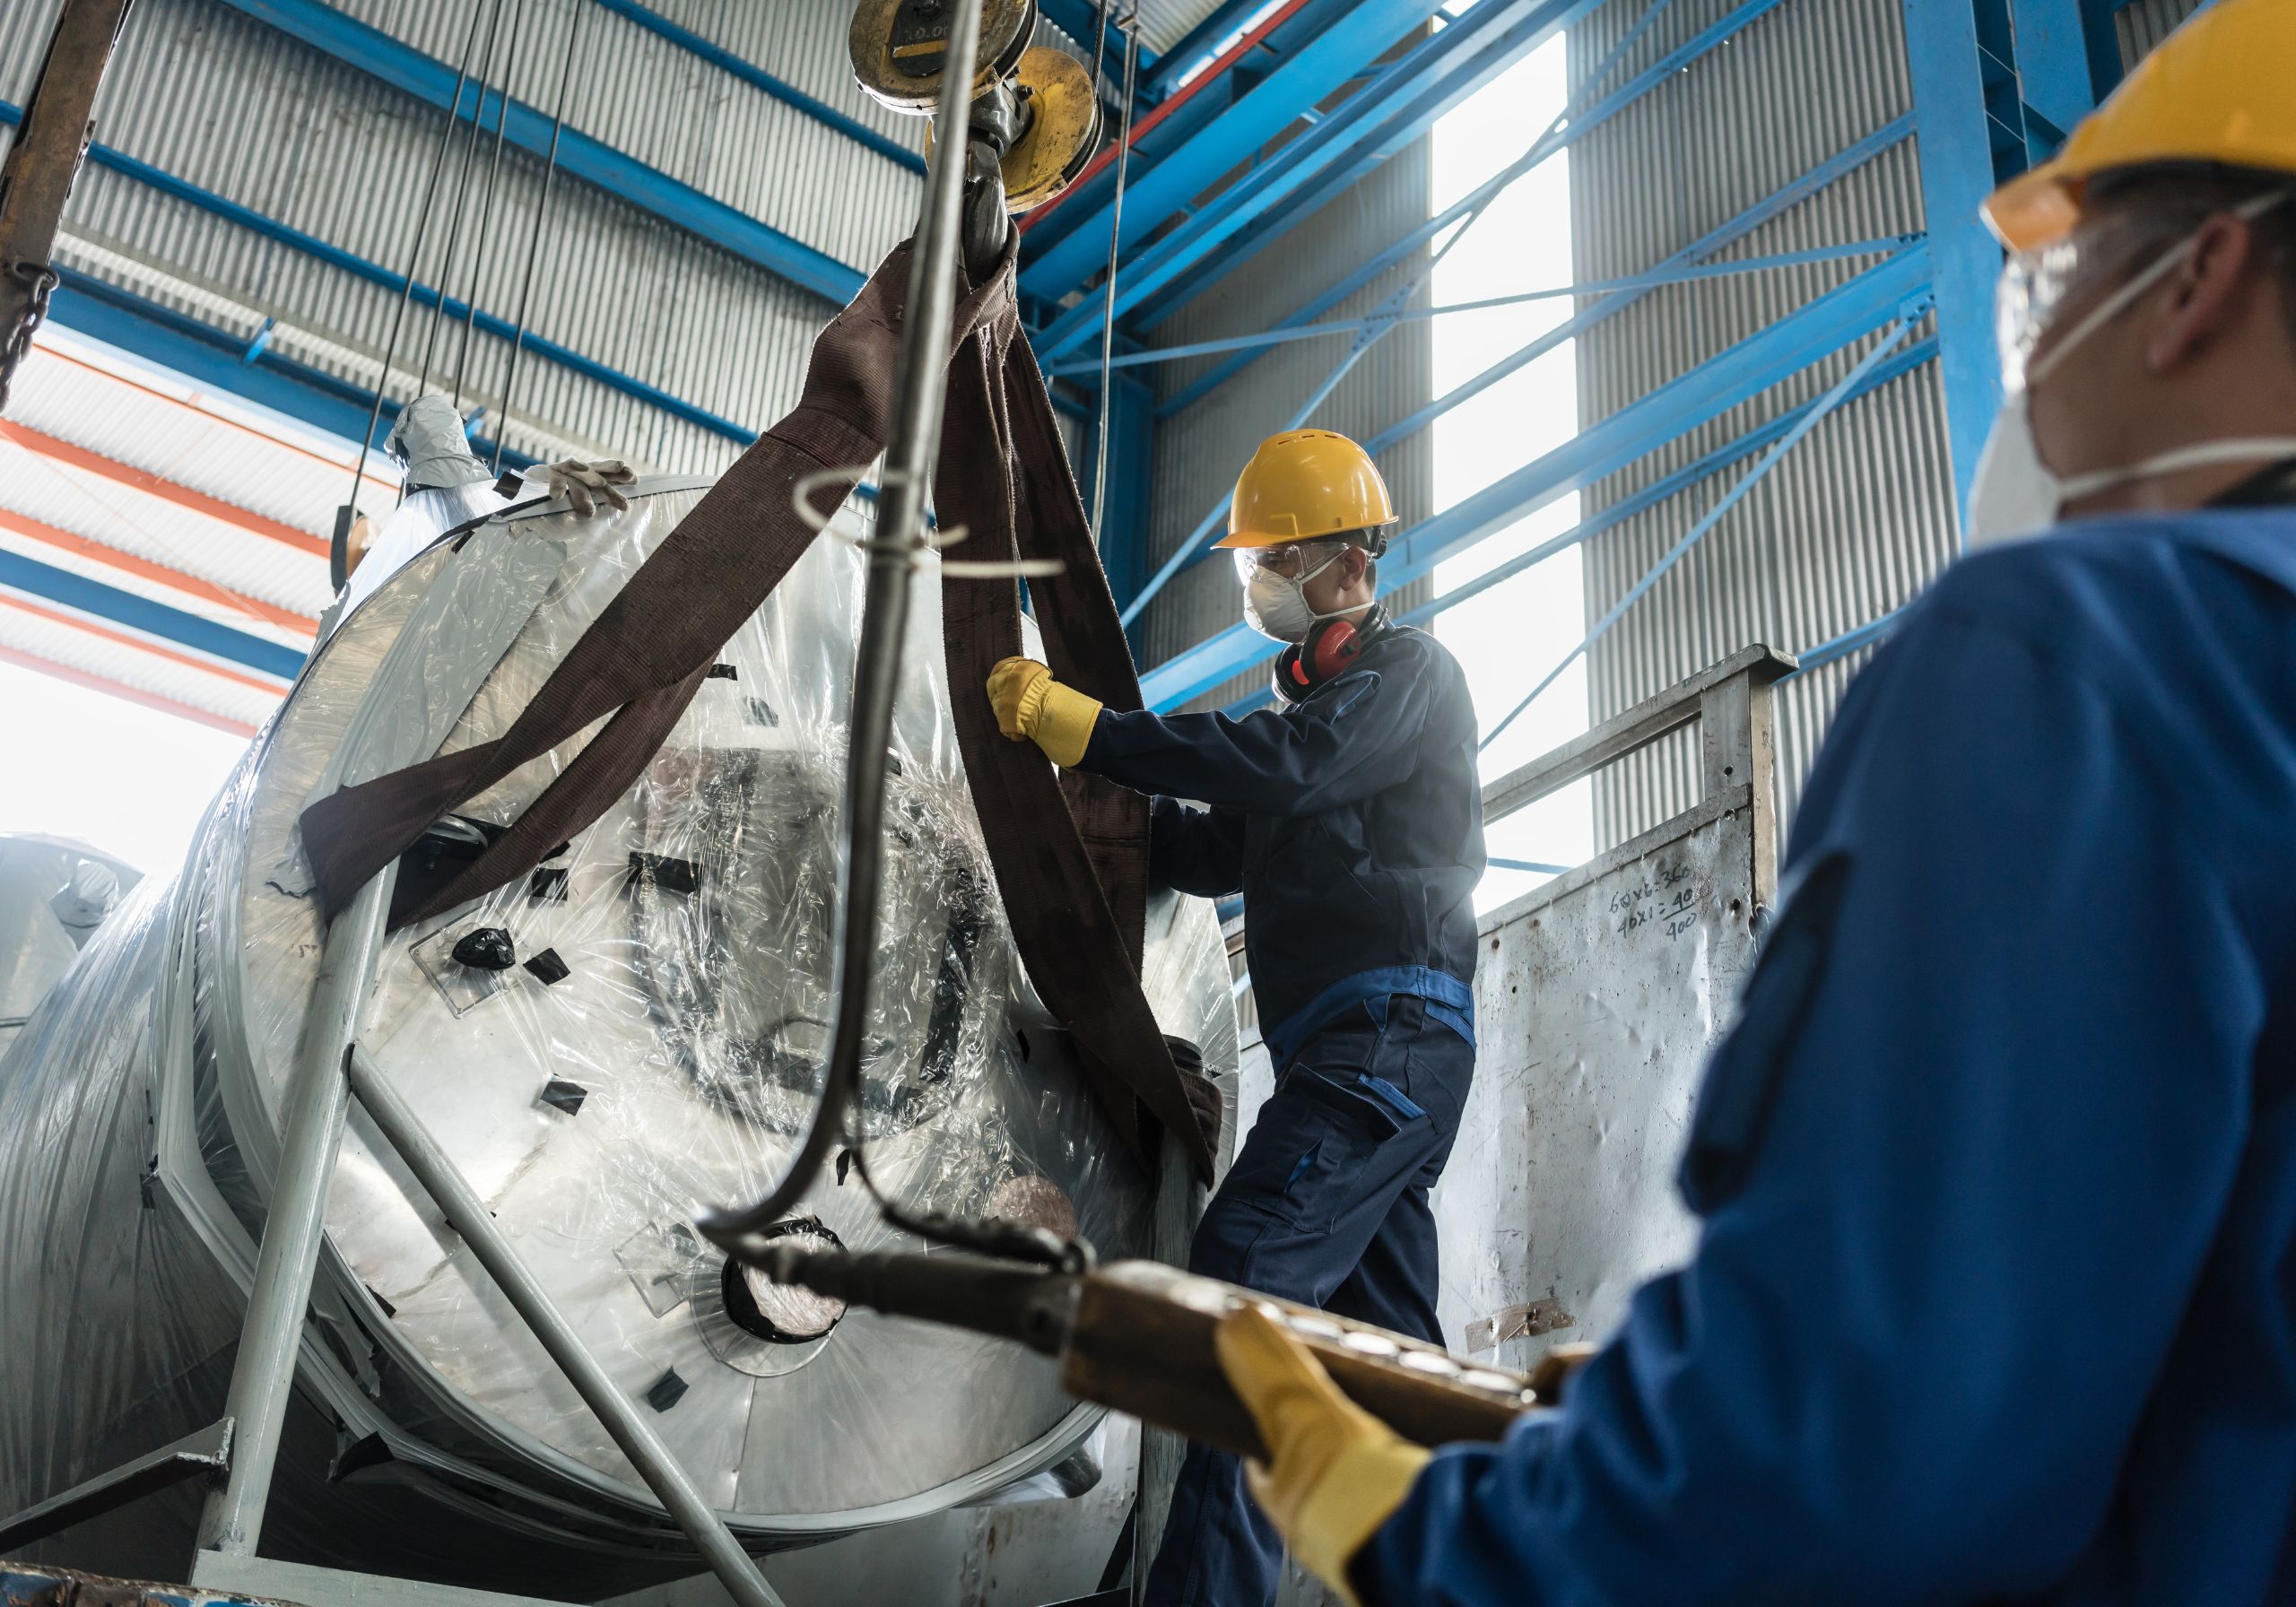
left=1273, top=603, right=1393, bottom=703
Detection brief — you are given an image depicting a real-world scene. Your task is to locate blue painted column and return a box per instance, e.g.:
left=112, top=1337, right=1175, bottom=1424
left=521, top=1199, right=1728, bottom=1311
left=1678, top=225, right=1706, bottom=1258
left=1902, top=0, right=2114, bottom=524
left=1901, top=2, right=2011, bottom=523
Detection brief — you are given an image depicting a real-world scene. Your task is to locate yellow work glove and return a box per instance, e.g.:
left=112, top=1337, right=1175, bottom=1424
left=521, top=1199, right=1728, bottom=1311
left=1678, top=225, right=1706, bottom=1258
left=1218, top=1307, right=1431, bottom=1607
left=986, top=656, right=1101, bottom=769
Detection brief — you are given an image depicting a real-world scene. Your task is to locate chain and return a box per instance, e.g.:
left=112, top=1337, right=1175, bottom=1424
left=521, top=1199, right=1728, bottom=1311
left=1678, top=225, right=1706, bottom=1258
left=0, top=260, right=60, bottom=413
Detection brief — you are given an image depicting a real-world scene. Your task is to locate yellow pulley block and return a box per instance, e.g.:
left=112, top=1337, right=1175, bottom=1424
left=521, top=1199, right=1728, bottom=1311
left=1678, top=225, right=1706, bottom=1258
left=925, top=48, right=1103, bottom=214
left=850, top=0, right=1038, bottom=115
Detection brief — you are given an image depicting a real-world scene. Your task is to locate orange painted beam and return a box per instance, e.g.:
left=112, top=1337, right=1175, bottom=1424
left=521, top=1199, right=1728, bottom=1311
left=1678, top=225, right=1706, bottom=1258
left=30, top=343, right=397, bottom=494
left=0, top=639, right=260, bottom=736
left=0, top=506, right=318, bottom=635
left=0, top=419, right=329, bottom=558
left=0, top=592, right=291, bottom=696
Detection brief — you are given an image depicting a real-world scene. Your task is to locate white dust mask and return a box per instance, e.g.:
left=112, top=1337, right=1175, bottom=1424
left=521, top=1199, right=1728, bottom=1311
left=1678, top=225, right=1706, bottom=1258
left=1243, top=548, right=1346, bottom=642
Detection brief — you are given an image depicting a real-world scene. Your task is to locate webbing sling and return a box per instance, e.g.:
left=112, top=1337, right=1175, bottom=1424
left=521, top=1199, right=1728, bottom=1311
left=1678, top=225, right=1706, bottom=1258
left=296, top=239, right=1215, bottom=1184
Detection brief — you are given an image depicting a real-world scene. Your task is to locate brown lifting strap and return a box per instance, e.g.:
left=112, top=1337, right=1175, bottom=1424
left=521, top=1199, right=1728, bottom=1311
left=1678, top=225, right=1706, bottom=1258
left=296, top=238, right=1216, bottom=1185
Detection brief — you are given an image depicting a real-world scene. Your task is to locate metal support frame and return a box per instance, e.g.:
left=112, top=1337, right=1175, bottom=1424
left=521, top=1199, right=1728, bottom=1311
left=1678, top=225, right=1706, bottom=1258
left=1118, top=115, right=1919, bottom=626
left=1032, top=0, right=1605, bottom=360
left=198, top=868, right=397, bottom=1556
left=1130, top=0, right=1788, bottom=341
left=343, top=1049, right=787, bottom=1607
left=0, top=1421, right=233, bottom=1554
left=1019, top=0, right=1454, bottom=305
left=1900, top=0, right=2111, bottom=517
left=213, top=0, right=863, bottom=305
left=1138, top=243, right=1933, bottom=707
left=1139, top=0, right=1263, bottom=100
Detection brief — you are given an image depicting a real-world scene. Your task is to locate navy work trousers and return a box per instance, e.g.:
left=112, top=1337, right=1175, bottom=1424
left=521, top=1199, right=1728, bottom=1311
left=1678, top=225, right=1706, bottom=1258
left=1142, top=994, right=1474, bottom=1607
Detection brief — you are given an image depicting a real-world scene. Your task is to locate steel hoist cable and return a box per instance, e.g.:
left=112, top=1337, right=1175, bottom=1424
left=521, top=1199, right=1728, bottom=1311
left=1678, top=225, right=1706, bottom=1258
left=1089, top=7, right=1139, bottom=543
left=455, top=0, right=527, bottom=413
left=496, top=0, right=585, bottom=473
left=418, top=0, right=507, bottom=404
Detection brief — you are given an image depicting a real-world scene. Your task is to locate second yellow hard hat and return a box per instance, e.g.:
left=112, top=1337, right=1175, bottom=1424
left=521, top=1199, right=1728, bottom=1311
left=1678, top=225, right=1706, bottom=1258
left=1984, top=0, right=2296, bottom=255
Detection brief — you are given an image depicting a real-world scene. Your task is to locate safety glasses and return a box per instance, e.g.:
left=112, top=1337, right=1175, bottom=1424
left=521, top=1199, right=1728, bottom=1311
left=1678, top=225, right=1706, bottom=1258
left=1231, top=540, right=1346, bottom=582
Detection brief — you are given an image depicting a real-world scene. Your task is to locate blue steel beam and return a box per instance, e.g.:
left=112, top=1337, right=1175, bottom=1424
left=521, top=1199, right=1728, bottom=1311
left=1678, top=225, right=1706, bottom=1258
left=42, top=274, right=535, bottom=471
left=1477, top=314, right=1921, bottom=751
left=1394, top=338, right=1941, bottom=630
left=1032, top=0, right=1609, bottom=360
left=591, top=0, right=926, bottom=175
left=1137, top=245, right=1934, bottom=708
left=214, top=0, right=864, bottom=305
left=1902, top=0, right=2108, bottom=517
left=1126, top=119, right=1920, bottom=612
left=1019, top=0, right=1452, bottom=304
left=1039, top=0, right=1163, bottom=78
left=1046, top=238, right=1916, bottom=376
left=1142, top=0, right=1272, bottom=100
left=1137, top=0, right=1786, bottom=340
left=0, top=550, right=304, bottom=682
left=0, top=100, right=758, bottom=446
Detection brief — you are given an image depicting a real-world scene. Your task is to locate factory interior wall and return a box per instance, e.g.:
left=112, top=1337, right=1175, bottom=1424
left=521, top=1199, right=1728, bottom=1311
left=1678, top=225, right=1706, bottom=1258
left=0, top=0, right=924, bottom=475
left=1138, top=135, right=1437, bottom=715
left=1567, top=0, right=1952, bottom=856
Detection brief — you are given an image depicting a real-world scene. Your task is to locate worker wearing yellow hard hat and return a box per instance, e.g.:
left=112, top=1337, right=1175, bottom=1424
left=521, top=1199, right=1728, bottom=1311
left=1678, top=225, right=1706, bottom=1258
left=987, top=427, right=1484, bottom=1606
left=1183, top=4, right=2296, bottom=1605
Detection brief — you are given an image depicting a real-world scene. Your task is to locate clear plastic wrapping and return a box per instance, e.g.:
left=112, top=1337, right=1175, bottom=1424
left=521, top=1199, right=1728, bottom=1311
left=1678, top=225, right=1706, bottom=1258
left=0, top=477, right=1238, bottom=1582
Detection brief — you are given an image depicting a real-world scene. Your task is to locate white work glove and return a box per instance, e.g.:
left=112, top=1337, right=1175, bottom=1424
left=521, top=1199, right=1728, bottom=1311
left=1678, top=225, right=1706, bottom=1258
left=545, top=457, right=636, bottom=517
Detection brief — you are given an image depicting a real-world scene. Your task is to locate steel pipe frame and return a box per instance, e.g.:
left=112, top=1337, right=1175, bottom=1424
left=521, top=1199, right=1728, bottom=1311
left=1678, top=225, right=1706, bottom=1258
left=590, top=0, right=926, bottom=175
left=1129, top=0, right=1789, bottom=353
left=0, top=546, right=307, bottom=681
left=1140, top=0, right=1274, bottom=101
left=344, top=1048, right=787, bottom=1607
left=1118, top=118, right=1918, bottom=625
left=1138, top=244, right=1933, bottom=709
left=213, top=0, right=863, bottom=306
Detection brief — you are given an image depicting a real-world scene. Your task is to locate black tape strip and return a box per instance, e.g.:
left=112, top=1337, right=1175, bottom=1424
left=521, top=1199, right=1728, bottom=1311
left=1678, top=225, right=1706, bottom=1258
left=626, top=853, right=699, bottom=895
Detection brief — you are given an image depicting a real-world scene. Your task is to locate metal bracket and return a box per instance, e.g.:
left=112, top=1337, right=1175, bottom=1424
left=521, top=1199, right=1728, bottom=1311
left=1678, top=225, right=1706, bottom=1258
left=0, top=1419, right=232, bottom=1553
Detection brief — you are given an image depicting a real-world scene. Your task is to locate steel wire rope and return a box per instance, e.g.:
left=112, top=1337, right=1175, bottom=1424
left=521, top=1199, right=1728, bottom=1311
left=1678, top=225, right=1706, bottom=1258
left=418, top=0, right=508, bottom=403
left=344, top=1, right=489, bottom=523
left=493, top=0, right=584, bottom=472
left=1088, top=8, right=1139, bottom=541
left=455, top=0, right=528, bottom=413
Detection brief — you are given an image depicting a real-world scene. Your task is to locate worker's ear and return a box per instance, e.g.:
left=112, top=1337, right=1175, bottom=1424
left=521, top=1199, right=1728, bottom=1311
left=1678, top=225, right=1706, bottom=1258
left=2147, top=212, right=2260, bottom=373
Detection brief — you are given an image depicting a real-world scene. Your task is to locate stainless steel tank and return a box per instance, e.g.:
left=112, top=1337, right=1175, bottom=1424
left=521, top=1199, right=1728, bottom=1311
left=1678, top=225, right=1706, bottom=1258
left=0, top=477, right=1236, bottom=1594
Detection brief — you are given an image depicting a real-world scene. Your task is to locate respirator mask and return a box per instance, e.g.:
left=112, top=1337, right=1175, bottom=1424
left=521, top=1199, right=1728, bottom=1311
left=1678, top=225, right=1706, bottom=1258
left=1239, top=541, right=1353, bottom=642
left=1968, top=188, right=2296, bottom=549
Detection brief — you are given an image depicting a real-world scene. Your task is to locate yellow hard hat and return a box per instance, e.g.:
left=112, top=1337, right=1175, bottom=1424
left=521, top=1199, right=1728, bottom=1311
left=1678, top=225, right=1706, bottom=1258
left=1217, top=429, right=1397, bottom=551
left=1984, top=0, right=2296, bottom=254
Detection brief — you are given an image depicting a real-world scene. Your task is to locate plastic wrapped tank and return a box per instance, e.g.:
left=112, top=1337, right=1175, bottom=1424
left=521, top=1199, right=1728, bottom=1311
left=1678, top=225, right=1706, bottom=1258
left=0, top=832, right=137, bottom=1060
left=0, top=477, right=1237, bottom=1594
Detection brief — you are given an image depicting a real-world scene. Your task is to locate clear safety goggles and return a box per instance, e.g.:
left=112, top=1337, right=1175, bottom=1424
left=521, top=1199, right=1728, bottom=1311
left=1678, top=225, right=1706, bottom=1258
left=1231, top=539, right=1349, bottom=583
left=1996, top=189, right=2289, bottom=394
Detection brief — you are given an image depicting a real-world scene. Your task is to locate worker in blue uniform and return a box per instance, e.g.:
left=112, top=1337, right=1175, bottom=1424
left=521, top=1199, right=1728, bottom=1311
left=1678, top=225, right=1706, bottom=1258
left=1187, top=4, right=2296, bottom=1603
left=986, top=428, right=1486, bottom=1606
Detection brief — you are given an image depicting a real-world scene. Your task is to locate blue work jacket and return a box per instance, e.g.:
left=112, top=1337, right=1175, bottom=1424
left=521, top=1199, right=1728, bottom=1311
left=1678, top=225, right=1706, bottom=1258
left=1361, top=502, right=2296, bottom=1605
left=1078, top=622, right=1484, bottom=1066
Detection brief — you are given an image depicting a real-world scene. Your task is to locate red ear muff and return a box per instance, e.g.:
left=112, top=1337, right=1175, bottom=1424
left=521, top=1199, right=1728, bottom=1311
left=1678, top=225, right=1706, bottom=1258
left=1303, top=617, right=1362, bottom=683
